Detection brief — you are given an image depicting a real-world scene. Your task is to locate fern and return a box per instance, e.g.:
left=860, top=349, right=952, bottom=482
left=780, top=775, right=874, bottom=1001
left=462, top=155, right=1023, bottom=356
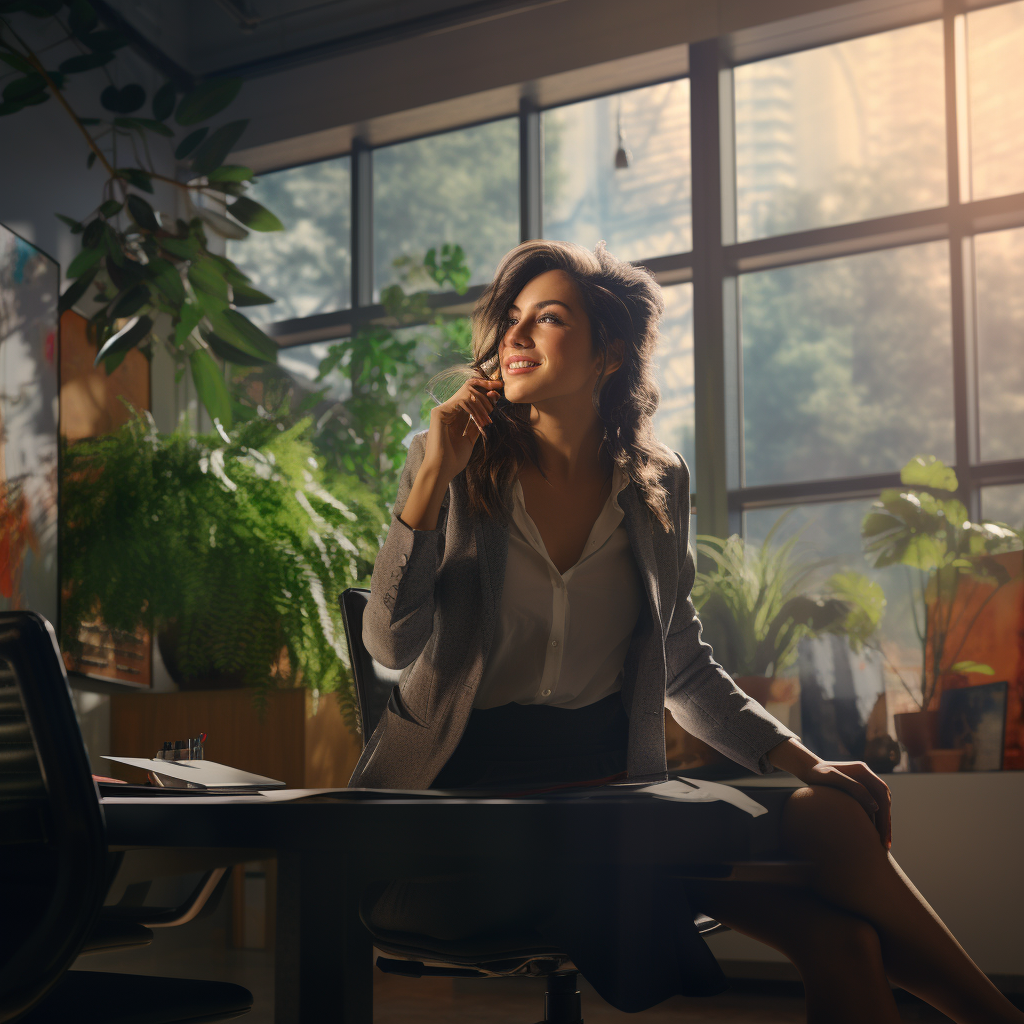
left=61, top=412, right=387, bottom=724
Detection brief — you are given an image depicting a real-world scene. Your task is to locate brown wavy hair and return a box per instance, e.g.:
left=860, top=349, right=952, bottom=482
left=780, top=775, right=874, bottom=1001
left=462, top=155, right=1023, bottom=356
left=459, top=239, right=675, bottom=531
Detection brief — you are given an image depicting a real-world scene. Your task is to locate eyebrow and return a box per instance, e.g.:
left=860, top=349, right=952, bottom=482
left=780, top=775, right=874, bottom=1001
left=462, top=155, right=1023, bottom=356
left=508, top=299, right=573, bottom=313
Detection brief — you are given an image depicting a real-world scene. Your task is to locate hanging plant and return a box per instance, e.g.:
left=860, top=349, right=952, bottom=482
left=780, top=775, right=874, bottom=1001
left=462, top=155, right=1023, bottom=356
left=0, top=0, right=284, bottom=425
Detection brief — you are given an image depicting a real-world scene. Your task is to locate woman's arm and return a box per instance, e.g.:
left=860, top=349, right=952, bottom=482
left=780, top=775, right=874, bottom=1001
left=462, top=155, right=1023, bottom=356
left=361, top=434, right=447, bottom=669
left=361, top=377, right=503, bottom=668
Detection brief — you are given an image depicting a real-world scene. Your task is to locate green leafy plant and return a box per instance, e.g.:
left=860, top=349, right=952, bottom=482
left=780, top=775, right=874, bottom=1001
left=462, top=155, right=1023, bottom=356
left=310, top=245, right=473, bottom=502
left=61, top=411, right=387, bottom=720
left=0, top=1, right=284, bottom=424
left=861, top=455, right=1023, bottom=710
left=692, top=516, right=885, bottom=679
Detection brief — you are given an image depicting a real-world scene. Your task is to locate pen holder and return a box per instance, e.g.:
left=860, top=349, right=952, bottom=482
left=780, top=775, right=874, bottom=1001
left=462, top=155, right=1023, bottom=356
left=155, top=735, right=205, bottom=761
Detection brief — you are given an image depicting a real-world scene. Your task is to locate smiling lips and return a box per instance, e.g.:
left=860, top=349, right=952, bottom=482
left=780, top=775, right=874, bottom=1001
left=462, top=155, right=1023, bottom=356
left=505, top=359, right=540, bottom=375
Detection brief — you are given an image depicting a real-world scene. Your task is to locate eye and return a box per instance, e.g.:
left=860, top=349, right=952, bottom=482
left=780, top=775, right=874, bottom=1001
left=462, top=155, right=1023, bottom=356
left=538, top=313, right=563, bottom=324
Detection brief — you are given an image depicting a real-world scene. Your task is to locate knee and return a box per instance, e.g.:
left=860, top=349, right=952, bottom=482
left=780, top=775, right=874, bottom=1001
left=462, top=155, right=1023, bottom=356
left=785, top=786, right=877, bottom=842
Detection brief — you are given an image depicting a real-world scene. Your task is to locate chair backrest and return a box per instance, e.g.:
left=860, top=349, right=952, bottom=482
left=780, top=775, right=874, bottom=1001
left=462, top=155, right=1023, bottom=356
left=339, top=589, right=402, bottom=740
left=0, top=612, right=109, bottom=1023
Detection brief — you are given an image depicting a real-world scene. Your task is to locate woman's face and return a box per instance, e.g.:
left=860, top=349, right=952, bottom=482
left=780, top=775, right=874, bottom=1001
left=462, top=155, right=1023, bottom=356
left=498, top=269, right=607, bottom=407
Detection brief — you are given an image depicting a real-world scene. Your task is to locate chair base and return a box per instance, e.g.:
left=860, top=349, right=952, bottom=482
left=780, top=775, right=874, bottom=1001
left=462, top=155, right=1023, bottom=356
left=536, top=970, right=583, bottom=1024
left=18, top=971, right=253, bottom=1024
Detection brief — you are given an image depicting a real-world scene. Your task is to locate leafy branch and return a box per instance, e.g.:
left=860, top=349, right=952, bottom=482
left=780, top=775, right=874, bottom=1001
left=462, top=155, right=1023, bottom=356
left=0, top=0, right=285, bottom=426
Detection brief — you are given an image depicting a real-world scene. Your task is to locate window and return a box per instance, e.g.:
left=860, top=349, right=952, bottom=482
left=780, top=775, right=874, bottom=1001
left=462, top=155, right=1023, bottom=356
left=651, top=283, right=695, bottom=489
left=740, top=243, right=954, bottom=486
left=974, top=226, right=1024, bottom=462
left=543, top=80, right=692, bottom=259
left=734, top=23, right=946, bottom=241
left=965, top=0, right=1024, bottom=201
left=372, top=119, right=519, bottom=296
left=227, top=156, right=351, bottom=326
left=240, top=0, right=1022, bottom=593
left=981, top=484, right=1024, bottom=529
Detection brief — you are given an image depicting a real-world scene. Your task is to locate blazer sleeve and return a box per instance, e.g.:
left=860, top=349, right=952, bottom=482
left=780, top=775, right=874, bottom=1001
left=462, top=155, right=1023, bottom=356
left=662, top=455, right=799, bottom=775
left=361, top=432, right=447, bottom=669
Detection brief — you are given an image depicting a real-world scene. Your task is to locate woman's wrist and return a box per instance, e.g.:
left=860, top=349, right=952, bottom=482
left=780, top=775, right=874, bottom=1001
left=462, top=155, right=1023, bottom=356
left=398, top=458, right=451, bottom=531
left=767, top=737, right=823, bottom=781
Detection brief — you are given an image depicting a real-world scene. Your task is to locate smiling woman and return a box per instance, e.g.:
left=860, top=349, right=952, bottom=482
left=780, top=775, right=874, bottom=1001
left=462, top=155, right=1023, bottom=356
left=353, top=239, right=1024, bottom=1024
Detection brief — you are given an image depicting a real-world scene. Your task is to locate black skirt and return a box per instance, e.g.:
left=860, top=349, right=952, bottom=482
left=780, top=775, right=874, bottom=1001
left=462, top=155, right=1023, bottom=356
left=430, top=692, right=630, bottom=790
left=368, top=694, right=792, bottom=1012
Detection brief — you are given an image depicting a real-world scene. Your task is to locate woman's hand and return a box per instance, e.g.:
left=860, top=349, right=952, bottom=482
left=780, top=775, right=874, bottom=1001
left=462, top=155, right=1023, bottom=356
left=399, top=376, right=503, bottom=532
left=801, top=760, right=892, bottom=850
left=768, top=738, right=891, bottom=849
left=422, top=376, right=503, bottom=483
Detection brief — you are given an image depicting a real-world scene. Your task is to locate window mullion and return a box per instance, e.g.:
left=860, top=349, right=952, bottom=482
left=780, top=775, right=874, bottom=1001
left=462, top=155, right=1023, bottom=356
left=944, top=0, right=981, bottom=519
left=351, top=137, right=374, bottom=309
left=519, top=98, right=542, bottom=242
left=690, top=40, right=738, bottom=542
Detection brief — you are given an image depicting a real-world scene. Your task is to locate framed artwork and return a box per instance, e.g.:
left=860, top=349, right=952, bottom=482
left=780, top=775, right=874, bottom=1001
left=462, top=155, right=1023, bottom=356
left=937, top=681, right=1009, bottom=772
left=0, top=223, right=59, bottom=629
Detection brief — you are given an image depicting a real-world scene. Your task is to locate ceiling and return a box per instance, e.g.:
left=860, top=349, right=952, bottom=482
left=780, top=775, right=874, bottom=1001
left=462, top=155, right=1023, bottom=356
left=95, top=0, right=561, bottom=85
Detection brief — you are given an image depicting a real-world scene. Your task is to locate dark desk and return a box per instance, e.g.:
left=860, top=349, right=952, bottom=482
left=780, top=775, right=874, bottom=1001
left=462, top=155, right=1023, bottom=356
left=103, top=789, right=777, bottom=1024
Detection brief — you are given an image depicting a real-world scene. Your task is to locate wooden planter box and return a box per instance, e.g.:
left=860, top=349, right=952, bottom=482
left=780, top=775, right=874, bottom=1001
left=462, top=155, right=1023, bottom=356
left=108, top=688, right=363, bottom=788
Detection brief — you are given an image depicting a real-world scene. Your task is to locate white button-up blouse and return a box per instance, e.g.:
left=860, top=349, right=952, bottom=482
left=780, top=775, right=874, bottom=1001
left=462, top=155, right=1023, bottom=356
left=473, top=465, right=646, bottom=709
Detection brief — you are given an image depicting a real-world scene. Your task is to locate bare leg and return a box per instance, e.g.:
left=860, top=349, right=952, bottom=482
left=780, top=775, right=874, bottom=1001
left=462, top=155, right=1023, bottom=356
left=690, top=879, right=902, bottom=1024
left=782, top=785, right=1024, bottom=1024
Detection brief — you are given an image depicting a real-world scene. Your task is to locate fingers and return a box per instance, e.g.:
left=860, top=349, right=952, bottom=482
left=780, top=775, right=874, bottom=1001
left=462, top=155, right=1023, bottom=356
left=823, top=763, right=891, bottom=849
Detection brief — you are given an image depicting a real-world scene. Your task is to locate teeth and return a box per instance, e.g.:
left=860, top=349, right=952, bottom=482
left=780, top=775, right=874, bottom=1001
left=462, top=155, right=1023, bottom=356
left=508, top=361, right=538, bottom=369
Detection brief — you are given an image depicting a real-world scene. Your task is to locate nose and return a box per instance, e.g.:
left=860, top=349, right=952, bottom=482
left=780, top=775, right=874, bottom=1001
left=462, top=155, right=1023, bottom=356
left=504, top=317, right=534, bottom=349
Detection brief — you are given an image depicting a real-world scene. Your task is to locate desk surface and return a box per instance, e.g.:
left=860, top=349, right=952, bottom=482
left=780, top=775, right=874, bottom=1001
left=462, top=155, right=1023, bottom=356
left=102, top=787, right=784, bottom=876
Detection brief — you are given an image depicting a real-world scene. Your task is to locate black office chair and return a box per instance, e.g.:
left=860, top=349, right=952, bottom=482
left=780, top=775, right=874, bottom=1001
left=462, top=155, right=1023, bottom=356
left=340, top=587, right=727, bottom=1024
left=0, top=611, right=253, bottom=1024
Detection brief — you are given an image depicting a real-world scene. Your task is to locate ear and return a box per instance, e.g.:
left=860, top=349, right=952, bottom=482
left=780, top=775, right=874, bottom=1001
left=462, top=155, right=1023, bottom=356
left=602, top=339, right=625, bottom=378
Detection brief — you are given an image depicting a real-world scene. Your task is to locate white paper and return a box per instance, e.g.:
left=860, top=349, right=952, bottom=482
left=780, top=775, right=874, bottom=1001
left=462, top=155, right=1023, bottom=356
left=638, top=778, right=768, bottom=817
left=102, top=756, right=286, bottom=789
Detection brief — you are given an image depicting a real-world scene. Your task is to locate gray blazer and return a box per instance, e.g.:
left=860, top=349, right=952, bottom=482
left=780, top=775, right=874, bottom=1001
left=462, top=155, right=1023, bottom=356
left=349, top=433, right=797, bottom=790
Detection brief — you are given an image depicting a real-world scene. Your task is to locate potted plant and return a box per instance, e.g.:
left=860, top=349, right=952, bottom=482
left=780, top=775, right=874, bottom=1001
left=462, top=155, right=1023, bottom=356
left=678, top=517, right=887, bottom=773
left=60, top=411, right=387, bottom=722
left=860, top=455, right=1023, bottom=765
left=693, top=517, right=885, bottom=689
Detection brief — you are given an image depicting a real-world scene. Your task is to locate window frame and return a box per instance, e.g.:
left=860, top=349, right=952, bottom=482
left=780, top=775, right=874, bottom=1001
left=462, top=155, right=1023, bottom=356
left=257, top=0, right=1024, bottom=535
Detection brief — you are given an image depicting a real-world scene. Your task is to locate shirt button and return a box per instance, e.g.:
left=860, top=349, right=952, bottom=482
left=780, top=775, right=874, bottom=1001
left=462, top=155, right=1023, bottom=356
left=550, top=640, right=558, bottom=647
left=541, top=689, right=552, bottom=697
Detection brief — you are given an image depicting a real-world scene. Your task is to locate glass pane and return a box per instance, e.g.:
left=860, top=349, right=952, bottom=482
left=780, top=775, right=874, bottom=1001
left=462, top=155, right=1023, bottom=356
left=743, top=501, right=923, bottom=756
left=982, top=484, right=1024, bottom=529
left=651, top=283, right=695, bottom=492
left=227, top=157, right=351, bottom=326
left=543, top=80, right=691, bottom=260
left=734, top=22, right=946, bottom=241
left=966, top=1, right=1024, bottom=200
left=373, top=120, right=519, bottom=296
left=740, top=242, right=953, bottom=486
left=976, top=228, right=1024, bottom=462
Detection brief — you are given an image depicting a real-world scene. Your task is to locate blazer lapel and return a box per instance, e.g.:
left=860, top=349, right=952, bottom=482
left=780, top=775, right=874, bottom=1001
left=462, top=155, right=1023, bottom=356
left=619, top=484, right=664, bottom=634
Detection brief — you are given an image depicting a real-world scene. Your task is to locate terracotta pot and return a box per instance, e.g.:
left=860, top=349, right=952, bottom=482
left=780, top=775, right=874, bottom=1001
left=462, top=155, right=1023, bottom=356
left=894, top=710, right=940, bottom=761
left=926, top=748, right=964, bottom=773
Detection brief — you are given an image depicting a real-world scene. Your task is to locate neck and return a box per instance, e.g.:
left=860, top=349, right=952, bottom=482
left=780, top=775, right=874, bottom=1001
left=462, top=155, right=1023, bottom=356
left=528, top=395, right=605, bottom=482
